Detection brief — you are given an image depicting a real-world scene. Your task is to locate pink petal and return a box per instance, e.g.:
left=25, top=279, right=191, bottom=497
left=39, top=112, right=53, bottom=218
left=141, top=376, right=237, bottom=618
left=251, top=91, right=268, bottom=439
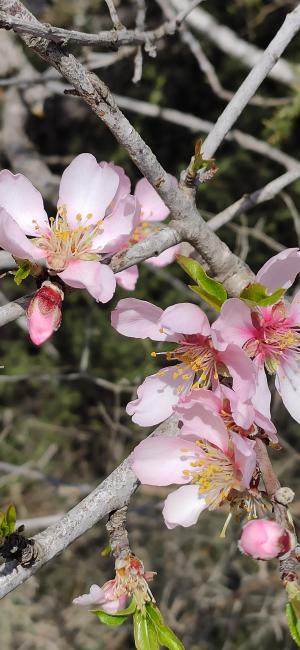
left=58, top=153, right=119, bottom=228
left=219, top=344, right=256, bottom=401
left=160, top=303, right=210, bottom=337
left=252, top=361, right=271, bottom=418
left=0, top=208, right=45, bottom=261
left=111, top=298, right=168, bottom=341
left=287, top=290, right=300, bottom=326
left=126, top=364, right=194, bottom=426
left=100, top=162, right=131, bottom=212
left=0, top=170, right=48, bottom=236
left=174, top=396, right=229, bottom=453
left=91, top=196, right=139, bottom=253
left=146, top=244, right=181, bottom=267
left=58, top=260, right=116, bottom=303
left=135, top=177, right=171, bottom=222
left=212, top=299, right=254, bottom=351
left=163, top=485, right=207, bottom=529
left=132, top=436, right=196, bottom=486
left=73, top=584, right=106, bottom=606
left=115, top=266, right=139, bottom=290
left=231, top=431, right=256, bottom=488
left=275, top=359, right=300, bottom=423
left=256, top=248, right=300, bottom=292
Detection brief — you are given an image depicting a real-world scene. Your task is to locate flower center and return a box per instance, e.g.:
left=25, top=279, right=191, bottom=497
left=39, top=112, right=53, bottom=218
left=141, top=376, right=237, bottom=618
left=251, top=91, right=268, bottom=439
left=152, top=335, right=227, bottom=390
left=33, top=205, right=103, bottom=271
left=243, top=303, right=300, bottom=373
left=182, top=439, right=241, bottom=509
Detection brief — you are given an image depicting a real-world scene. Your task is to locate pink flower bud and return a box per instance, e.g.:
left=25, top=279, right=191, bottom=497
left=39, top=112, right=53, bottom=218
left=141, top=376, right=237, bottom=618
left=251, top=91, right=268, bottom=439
left=238, top=518, right=295, bottom=560
left=72, top=579, right=127, bottom=614
left=27, top=281, right=64, bottom=346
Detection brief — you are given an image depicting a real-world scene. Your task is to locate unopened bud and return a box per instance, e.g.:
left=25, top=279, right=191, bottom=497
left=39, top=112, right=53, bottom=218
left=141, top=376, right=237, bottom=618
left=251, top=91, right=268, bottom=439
left=238, top=519, right=296, bottom=561
left=27, top=281, right=64, bottom=346
left=274, top=487, right=295, bottom=506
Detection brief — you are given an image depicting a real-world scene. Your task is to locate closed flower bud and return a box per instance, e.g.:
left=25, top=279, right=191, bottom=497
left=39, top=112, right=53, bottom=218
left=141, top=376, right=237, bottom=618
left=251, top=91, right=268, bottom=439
left=27, top=281, right=64, bottom=346
left=238, top=518, right=296, bottom=560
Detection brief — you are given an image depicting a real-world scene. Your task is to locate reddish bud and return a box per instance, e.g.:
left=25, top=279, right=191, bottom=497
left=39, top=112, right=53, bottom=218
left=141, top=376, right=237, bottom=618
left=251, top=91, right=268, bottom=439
left=27, top=281, right=64, bottom=346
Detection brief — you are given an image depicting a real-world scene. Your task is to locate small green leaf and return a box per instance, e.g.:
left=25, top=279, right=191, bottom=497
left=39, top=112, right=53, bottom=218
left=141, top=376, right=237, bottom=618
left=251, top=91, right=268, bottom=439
left=145, top=602, right=164, bottom=627
left=100, top=544, right=112, bottom=557
left=157, top=624, right=186, bottom=650
left=13, top=262, right=31, bottom=286
left=6, top=505, right=16, bottom=534
left=286, top=603, right=300, bottom=646
left=94, top=610, right=128, bottom=626
left=177, top=255, right=227, bottom=310
left=240, top=283, right=285, bottom=307
left=134, top=611, right=159, bottom=650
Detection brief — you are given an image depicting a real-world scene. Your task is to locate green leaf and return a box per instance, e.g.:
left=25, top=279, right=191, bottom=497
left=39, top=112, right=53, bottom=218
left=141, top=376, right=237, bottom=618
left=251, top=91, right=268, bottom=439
left=145, top=604, right=185, bottom=650
left=286, top=603, right=300, bottom=646
left=13, top=262, right=31, bottom=286
left=94, top=610, right=128, bottom=626
left=177, top=255, right=227, bottom=310
left=133, top=611, right=159, bottom=650
left=5, top=504, right=16, bottom=534
left=239, top=283, right=285, bottom=307
left=157, top=624, right=186, bottom=650
left=113, top=599, right=137, bottom=616
left=145, top=602, right=164, bottom=627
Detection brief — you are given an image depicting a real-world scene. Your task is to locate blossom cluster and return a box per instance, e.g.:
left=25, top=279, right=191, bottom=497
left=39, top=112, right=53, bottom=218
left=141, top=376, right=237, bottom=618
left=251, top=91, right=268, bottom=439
left=0, top=154, right=298, bottom=562
left=0, top=153, right=180, bottom=344
left=111, top=248, right=300, bottom=555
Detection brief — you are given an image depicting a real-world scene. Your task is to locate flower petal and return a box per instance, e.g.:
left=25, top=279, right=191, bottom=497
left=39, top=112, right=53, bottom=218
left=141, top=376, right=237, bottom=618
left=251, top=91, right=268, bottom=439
left=163, top=485, right=207, bottom=529
left=73, top=584, right=106, bottom=606
left=146, top=244, right=181, bottom=267
left=174, top=394, right=229, bottom=453
left=91, top=196, right=139, bottom=253
left=0, top=170, right=48, bottom=236
left=231, top=431, right=256, bottom=488
left=257, top=248, right=300, bottom=292
left=275, top=359, right=300, bottom=423
left=115, top=265, right=139, bottom=290
left=0, top=208, right=45, bottom=261
left=219, top=344, right=256, bottom=401
left=160, top=303, right=210, bottom=337
left=58, top=153, right=119, bottom=228
left=252, top=361, right=271, bottom=418
left=111, top=298, right=169, bottom=341
left=58, top=260, right=116, bottom=303
left=126, top=364, right=194, bottom=426
left=212, top=298, right=254, bottom=351
left=135, top=177, right=171, bottom=221
left=100, top=162, right=131, bottom=213
left=132, top=436, right=196, bottom=485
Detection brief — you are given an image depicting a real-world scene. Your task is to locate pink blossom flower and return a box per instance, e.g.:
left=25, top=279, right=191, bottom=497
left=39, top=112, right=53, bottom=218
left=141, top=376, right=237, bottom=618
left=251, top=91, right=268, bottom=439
left=213, top=294, right=300, bottom=423
left=0, top=154, right=138, bottom=302
left=132, top=407, right=256, bottom=528
left=73, top=579, right=127, bottom=613
left=175, top=384, right=277, bottom=444
left=111, top=298, right=256, bottom=426
left=238, top=518, right=296, bottom=560
left=27, top=281, right=63, bottom=345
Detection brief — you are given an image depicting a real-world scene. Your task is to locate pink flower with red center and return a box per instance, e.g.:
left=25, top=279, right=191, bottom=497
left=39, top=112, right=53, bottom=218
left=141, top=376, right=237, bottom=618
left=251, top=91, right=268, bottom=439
left=111, top=298, right=256, bottom=426
left=132, top=405, right=256, bottom=528
left=73, top=579, right=127, bottom=613
left=27, top=281, right=64, bottom=345
left=213, top=296, right=300, bottom=423
left=238, top=518, right=296, bottom=560
left=0, top=154, right=138, bottom=302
